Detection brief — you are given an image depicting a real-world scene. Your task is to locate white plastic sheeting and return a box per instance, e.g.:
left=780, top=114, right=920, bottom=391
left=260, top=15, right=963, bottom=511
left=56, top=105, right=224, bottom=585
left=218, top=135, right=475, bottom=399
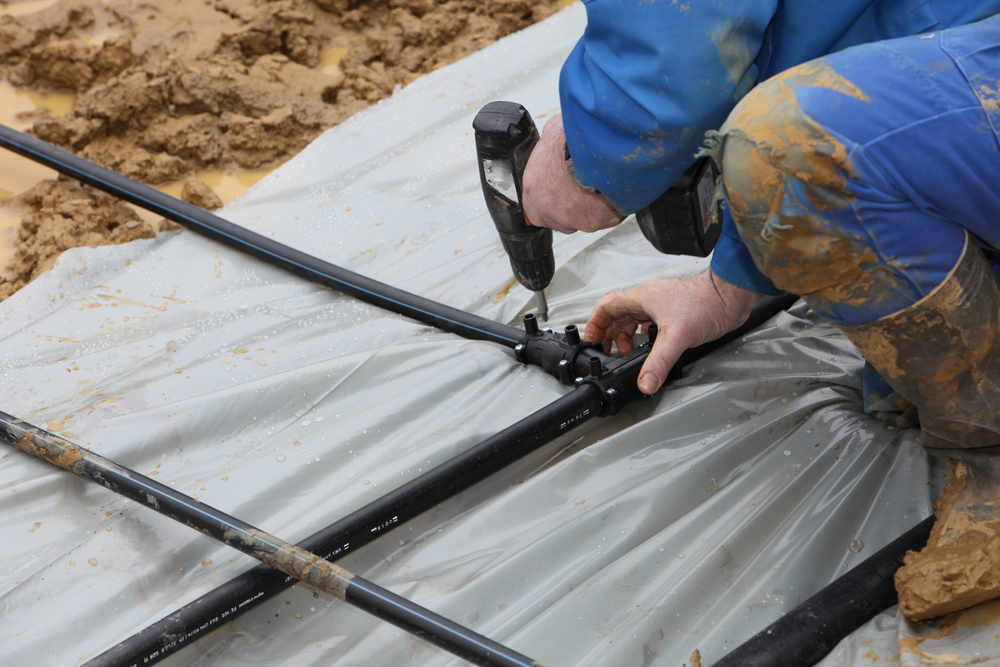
left=1, top=5, right=993, bottom=667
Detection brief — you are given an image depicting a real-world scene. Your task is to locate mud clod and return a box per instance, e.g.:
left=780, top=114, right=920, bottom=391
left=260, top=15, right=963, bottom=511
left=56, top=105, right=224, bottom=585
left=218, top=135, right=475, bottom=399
left=0, top=179, right=160, bottom=300
left=896, top=461, right=1000, bottom=622
left=0, top=0, right=566, bottom=300
left=181, top=177, right=224, bottom=211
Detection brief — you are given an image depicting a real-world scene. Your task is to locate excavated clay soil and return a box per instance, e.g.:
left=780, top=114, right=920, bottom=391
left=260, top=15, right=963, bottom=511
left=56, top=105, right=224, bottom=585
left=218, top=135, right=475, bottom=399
left=0, top=0, right=568, bottom=300
left=896, top=460, right=1000, bottom=622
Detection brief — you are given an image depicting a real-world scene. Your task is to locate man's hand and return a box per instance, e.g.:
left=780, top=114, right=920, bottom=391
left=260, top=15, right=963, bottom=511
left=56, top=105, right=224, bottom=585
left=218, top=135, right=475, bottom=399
left=585, top=270, right=766, bottom=395
left=522, top=114, right=625, bottom=234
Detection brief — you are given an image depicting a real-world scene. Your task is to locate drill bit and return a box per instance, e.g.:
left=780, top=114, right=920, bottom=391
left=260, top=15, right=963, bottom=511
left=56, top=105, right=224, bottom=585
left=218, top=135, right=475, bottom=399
left=535, top=289, right=548, bottom=321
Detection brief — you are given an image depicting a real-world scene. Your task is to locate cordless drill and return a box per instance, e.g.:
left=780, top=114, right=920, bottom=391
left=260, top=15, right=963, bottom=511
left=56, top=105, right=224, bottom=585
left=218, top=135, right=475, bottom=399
left=473, top=101, right=553, bottom=320
left=473, top=101, right=722, bottom=322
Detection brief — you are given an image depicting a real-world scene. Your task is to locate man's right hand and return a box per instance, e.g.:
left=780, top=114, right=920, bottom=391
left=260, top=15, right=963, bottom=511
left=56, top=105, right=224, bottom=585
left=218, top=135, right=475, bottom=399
left=585, top=270, right=766, bottom=395
left=522, top=114, right=625, bottom=234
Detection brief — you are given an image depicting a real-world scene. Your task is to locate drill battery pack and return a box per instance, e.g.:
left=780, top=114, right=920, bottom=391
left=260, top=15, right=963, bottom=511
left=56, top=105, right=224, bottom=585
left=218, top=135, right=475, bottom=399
left=636, top=156, right=722, bottom=257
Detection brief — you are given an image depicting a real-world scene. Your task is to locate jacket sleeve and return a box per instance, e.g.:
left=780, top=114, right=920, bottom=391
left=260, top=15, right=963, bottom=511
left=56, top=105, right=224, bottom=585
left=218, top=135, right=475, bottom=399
left=559, top=0, right=777, bottom=215
left=709, top=206, right=786, bottom=296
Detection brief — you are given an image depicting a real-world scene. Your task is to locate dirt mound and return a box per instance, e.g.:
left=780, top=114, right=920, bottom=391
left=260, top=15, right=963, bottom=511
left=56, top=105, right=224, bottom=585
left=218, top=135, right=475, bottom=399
left=0, top=0, right=565, bottom=299
left=0, top=178, right=173, bottom=300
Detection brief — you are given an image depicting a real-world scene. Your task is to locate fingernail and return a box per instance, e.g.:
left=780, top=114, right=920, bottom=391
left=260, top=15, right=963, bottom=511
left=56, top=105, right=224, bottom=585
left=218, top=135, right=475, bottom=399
left=638, top=372, right=659, bottom=395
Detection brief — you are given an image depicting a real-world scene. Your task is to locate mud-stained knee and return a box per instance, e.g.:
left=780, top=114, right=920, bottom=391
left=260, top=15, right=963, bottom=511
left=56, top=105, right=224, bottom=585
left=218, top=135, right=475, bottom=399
left=715, top=62, right=879, bottom=300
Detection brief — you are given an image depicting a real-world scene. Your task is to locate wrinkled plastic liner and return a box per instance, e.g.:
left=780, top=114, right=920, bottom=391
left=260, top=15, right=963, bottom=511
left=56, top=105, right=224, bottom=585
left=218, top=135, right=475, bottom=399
left=0, top=5, right=981, bottom=667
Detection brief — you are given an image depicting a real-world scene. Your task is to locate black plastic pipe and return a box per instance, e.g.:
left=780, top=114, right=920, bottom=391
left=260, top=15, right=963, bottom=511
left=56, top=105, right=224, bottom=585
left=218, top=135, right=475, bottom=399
left=712, top=515, right=935, bottom=667
left=85, top=383, right=604, bottom=666
left=88, top=295, right=797, bottom=667
left=0, top=124, right=524, bottom=348
left=0, top=412, right=544, bottom=667
left=0, top=122, right=799, bottom=384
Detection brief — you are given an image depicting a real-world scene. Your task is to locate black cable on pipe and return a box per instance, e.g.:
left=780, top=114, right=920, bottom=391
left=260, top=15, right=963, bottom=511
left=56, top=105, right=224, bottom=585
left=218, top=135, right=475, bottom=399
left=712, top=515, right=935, bottom=667
left=0, top=123, right=525, bottom=349
left=0, top=412, right=544, bottom=667
left=89, top=296, right=797, bottom=667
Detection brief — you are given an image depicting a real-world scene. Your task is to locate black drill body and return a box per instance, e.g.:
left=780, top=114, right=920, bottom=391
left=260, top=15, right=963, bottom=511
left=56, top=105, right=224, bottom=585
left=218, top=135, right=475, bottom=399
left=473, top=102, right=554, bottom=297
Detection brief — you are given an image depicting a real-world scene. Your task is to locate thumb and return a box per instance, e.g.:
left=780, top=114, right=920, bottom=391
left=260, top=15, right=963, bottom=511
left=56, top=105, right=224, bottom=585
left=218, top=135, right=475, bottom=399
left=636, top=326, right=687, bottom=395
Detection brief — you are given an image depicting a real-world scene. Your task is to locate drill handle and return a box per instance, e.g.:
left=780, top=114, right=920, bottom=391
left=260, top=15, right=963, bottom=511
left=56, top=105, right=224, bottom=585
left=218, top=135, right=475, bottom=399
left=473, top=102, right=554, bottom=293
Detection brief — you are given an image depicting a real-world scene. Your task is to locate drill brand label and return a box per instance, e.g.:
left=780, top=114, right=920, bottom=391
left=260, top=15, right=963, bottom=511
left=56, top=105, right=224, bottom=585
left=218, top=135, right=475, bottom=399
left=482, top=158, right=519, bottom=205
left=697, top=167, right=715, bottom=234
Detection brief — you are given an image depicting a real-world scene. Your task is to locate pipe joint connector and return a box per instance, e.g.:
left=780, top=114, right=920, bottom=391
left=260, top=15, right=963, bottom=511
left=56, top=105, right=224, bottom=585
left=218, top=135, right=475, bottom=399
left=574, top=346, right=648, bottom=417
left=515, top=317, right=602, bottom=384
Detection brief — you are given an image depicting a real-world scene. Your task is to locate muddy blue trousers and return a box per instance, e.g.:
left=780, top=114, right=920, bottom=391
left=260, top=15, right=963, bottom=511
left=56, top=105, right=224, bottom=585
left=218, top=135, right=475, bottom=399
left=707, top=17, right=1000, bottom=418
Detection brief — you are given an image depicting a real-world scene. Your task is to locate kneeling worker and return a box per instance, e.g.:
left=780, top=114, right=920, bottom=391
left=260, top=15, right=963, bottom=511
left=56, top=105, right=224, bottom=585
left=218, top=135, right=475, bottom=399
left=522, top=1, right=1000, bottom=622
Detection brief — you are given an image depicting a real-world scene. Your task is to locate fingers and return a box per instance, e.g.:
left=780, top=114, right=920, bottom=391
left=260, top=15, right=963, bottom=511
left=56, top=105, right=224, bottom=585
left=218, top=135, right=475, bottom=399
left=522, top=115, right=569, bottom=231
left=585, top=290, right=648, bottom=356
left=616, top=329, right=636, bottom=356
left=586, top=290, right=678, bottom=395
left=584, top=307, right=614, bottom=353
left=530, top=213, right=580, bottom=235
left=582, top=272, right=769, bottom=396
left=637, top=325, right=688, bottom=395
left=584, top=279, right=699, bottom=395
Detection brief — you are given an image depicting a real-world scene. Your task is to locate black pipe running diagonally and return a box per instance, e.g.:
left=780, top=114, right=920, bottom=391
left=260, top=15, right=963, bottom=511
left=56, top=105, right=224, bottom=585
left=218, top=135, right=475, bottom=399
left=712, top=516, right=934, bottom=667
left=0, top=413, right=544, bottom=667
left=87, top=295, right=798, bottom=667
left=0, top=124, right=524, bottom=349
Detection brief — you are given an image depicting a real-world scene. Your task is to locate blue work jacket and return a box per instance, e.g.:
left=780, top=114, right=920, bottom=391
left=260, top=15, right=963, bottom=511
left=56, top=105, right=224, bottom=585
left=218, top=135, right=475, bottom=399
left=560, top=0, right=1000, bottom=294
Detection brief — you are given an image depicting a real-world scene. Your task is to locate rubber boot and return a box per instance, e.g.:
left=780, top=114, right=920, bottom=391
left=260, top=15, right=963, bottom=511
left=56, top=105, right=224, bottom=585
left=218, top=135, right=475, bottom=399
left=837, top=233, right=1000, bottom=622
